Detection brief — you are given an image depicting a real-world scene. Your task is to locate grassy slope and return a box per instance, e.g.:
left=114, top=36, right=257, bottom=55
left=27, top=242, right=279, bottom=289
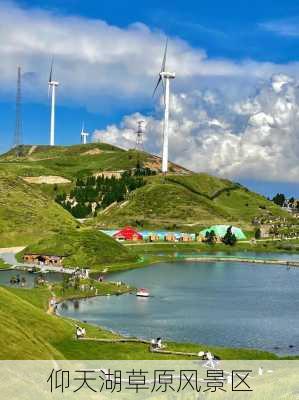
left=0, top=259, right=12, bottom=269
left=0, top=176, right=76, bottom=246
left=95, top=174, right=291, bottom=231
left=0, top=287, right=66, bottom=359
left=19, top=229, right=136, bottom=269
left=0, top=286, right=279, bottom=360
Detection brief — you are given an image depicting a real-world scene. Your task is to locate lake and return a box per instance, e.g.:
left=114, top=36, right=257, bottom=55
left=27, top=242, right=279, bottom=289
left=58, top=258, right=299, bottom=355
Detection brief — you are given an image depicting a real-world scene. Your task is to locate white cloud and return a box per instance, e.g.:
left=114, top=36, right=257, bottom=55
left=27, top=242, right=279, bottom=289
left=1, top=1, right=299, bottom=111
left=2, top=2, right=299, bottom=183
left=95, top=75, right=299, bottom=183
left=260, top=18, right=299, bottom=37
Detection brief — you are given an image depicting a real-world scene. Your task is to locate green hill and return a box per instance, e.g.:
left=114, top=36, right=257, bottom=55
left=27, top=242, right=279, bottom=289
left=94, top=174, right=291, bottom=231
left=0, top=144, right=188, bottom=179
left=19, top=228, right=136, bottom=269
left=0, top=144, right=294, bottom=244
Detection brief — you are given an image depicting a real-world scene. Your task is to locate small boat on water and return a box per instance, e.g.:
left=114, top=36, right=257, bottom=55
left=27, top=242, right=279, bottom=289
left=136, top=288, right=150, bottom=297
left=28, top=266, right=37, bottom=273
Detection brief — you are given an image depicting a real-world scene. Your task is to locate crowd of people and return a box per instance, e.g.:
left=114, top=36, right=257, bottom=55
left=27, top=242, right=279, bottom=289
left=9, top=274, right=26, bottom=287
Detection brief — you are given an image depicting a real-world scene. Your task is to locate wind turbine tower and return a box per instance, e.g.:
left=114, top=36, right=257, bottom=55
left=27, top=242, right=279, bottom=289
left=48, top=60, right=59, bottom=146
left=153, top=40, right=175, bottom=174
left=80, top=123, right=89, bottom=144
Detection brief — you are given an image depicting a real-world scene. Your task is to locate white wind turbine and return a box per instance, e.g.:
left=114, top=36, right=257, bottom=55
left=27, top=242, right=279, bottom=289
left=153, top=40, right=175, bottom=174
left=48, top=59, right=59, bottom=146
left=80, top=122, right=89, bottom=144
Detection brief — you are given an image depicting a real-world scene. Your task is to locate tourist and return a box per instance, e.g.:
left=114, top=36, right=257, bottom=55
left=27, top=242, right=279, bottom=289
left=76, top=326, right=82, bottom=340
left=10, top=276, right=16, bottom=285
left=151, top=338, right=157, bottom=350
left=75, top=325, right=86, bottom=340
left=204, top=352, right=216, bottom=369
left=156, top=337, right=162, bottom=349
left=198, top=351, right=205, bottom=359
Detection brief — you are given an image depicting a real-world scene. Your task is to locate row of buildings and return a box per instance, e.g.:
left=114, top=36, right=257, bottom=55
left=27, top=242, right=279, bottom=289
left=101, top=225, right=247, bottom=242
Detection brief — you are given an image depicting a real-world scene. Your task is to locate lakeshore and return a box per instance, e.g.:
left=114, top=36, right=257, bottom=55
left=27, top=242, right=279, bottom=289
left=57, top=256, right=299, bottom=357
left=1, top=245, right=299, bottom=359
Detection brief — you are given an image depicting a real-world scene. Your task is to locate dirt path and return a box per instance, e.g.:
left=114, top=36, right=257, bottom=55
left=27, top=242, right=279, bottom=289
left=28, top=145, right=37, bottom=156
left=0, top=246, right=25, bottom=254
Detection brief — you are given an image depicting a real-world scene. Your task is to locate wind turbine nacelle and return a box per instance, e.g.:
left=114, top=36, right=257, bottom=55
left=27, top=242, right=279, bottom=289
left=49, top=81, right=59, bottom=86
left=160, top=71, right=175, bottom=79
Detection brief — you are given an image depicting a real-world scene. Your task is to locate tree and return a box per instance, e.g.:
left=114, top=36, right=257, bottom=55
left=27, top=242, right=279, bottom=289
left=272, top=193, right=286, bottom=207
left=74, top=276, right=80, bottom=291
left=254, top=228, right=261, bottom=240
left=205, top=230, right=217, bottom=244
left=222, top=226, right=237, bottom=246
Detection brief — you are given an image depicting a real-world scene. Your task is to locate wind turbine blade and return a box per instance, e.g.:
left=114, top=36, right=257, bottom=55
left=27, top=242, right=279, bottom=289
left=49, top=58, right=54, bottom=83
left=161, top=39, right=168, bottom=72
left=152, top=76, right=162, bottom=97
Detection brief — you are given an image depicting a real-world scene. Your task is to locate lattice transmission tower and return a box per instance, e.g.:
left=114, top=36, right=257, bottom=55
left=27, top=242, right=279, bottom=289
left=13, top=66, right=23, bottom=156
left=135, top=120, right=144, bottom=151
left=135, top=120, right=145, bottom=169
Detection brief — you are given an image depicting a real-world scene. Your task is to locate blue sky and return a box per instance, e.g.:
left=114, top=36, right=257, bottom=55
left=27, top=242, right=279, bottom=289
left=16, top=0, right=299, bottom=62
left=2, top=0, right=299, bottom=196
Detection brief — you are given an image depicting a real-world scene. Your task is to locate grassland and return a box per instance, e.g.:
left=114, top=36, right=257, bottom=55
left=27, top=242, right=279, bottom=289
left=94, top=173, right=292, bottom=231
left=0, top=285, right=281, bottom=360
left=0, top=176, right=77, bottom=246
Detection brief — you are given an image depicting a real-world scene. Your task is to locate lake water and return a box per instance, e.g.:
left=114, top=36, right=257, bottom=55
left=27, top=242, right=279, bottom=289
left=0, top=269, right=63, bottom=288
left=58, top=259, right=299, bottom=355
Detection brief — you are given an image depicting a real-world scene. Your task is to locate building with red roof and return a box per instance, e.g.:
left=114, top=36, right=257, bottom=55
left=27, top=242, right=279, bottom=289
left=113, top=226, right=143, bottom=241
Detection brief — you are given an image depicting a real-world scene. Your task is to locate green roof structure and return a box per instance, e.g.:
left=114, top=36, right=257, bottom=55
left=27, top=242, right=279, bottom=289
left=200, top=225, right=246, bottom=240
